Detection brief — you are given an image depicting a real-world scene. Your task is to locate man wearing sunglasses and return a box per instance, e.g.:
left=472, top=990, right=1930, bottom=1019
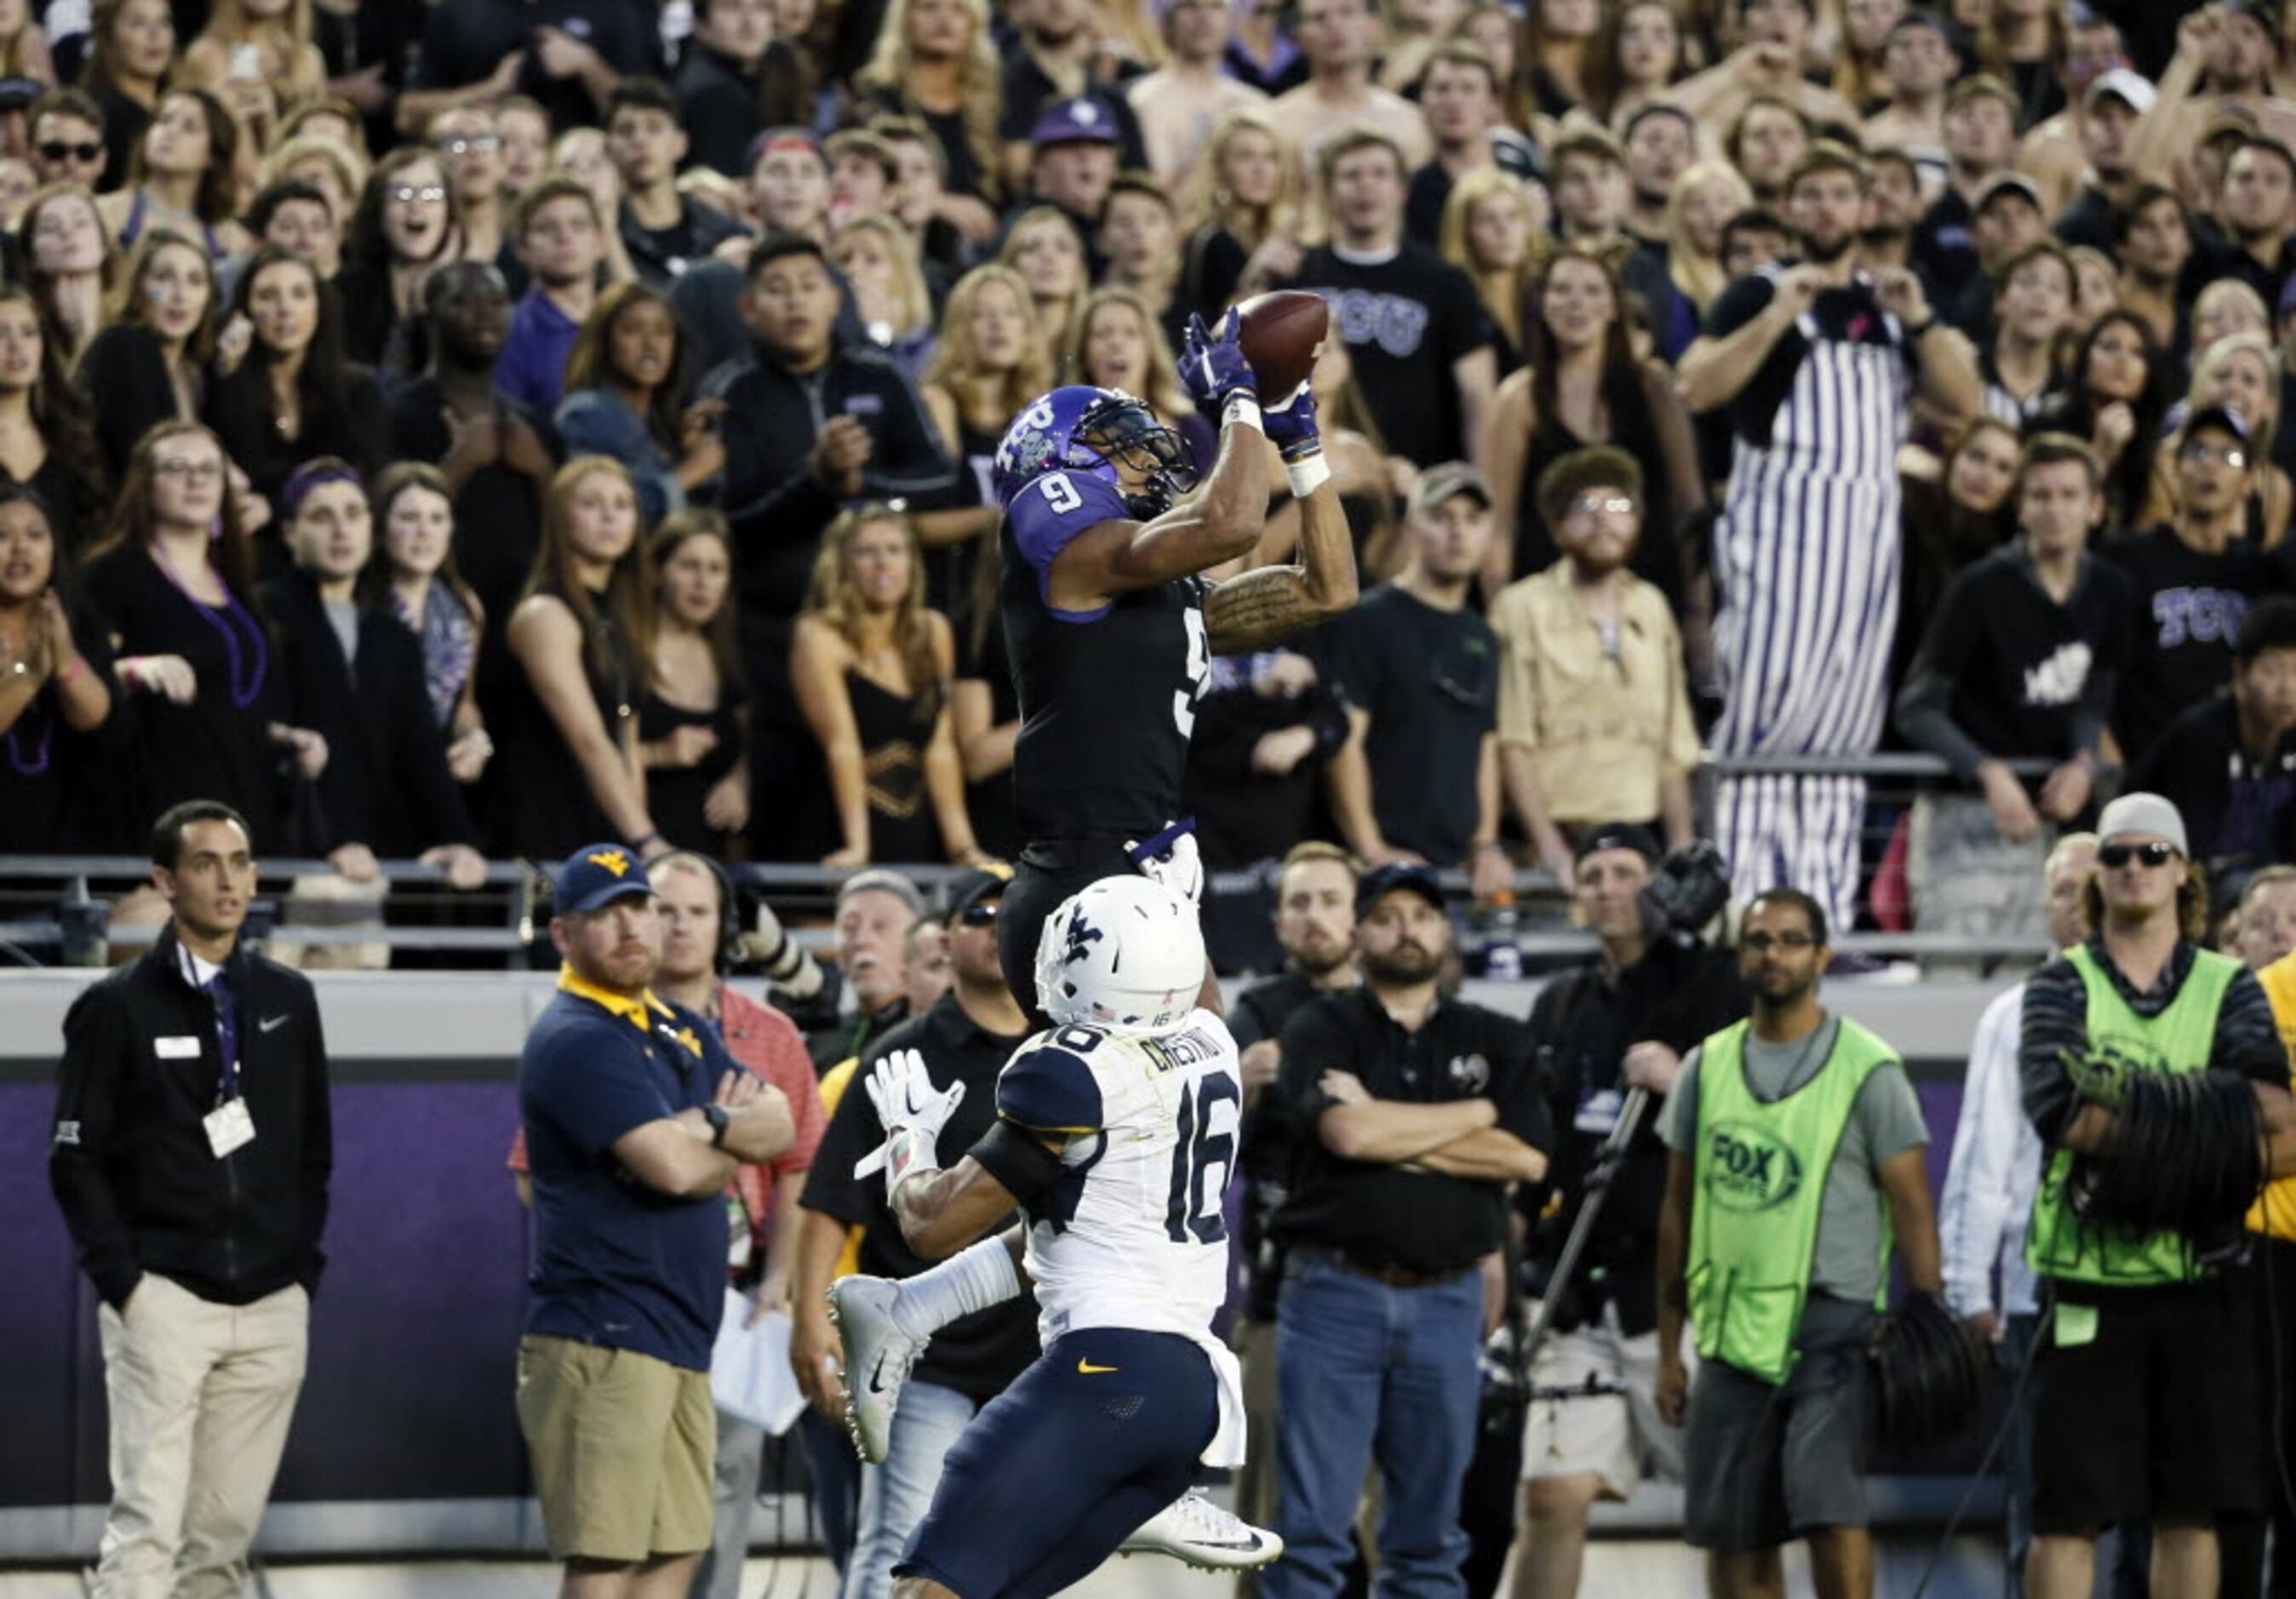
left=28, top=88, right=106, bottom=191
left=1653, top=887, right=1939, bottom=1599
left=2016, top=792, right=2295, bottom=1599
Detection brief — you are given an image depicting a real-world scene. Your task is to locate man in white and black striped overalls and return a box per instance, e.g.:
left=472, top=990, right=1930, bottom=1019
left=1680, top=140, right=1982, bottom=931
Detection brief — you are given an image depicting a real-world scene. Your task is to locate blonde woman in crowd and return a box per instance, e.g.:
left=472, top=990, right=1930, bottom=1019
left=791, top=504, right=985, bottom=868
left=831, top=213, right=939, bottom=381
left=1179, top=108, right=1302, bottom=316
left=1441, top=166, right=1549, bottom=375
left=850, top=0, right=1007, bottom=212
left=917, top=263, right=1051, bottom=616
left=999, top=204, right=1090, bottom=373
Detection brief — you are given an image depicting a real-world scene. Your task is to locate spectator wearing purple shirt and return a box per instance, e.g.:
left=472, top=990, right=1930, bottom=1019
left=497, top=176, right=606, bottom=416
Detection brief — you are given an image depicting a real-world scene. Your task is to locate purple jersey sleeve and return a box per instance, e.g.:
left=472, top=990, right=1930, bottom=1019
left=1007, top=469, right=1134, bottom=575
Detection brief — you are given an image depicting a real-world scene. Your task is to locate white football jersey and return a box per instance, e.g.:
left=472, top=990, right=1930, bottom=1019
left=993, top=1006, right=1240, bottom=1345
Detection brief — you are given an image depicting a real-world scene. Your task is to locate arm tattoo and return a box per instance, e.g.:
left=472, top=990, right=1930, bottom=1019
left=1204, top=566, right=1326, bottom=653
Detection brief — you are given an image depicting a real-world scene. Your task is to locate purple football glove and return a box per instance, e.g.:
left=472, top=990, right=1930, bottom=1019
left=1179, top=308, right=1257, bottom=411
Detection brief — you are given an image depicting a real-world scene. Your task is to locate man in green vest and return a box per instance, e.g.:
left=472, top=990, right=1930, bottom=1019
left=2016, top=793, right=2293, bottom=1599
left=1652, top=886, right=1941, bottom=1599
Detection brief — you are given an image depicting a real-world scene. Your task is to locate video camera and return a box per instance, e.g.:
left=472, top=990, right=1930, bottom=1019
left=1639, top=840, right=1731, bottom=942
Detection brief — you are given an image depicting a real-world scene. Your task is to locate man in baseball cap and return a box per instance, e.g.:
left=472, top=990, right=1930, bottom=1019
left=1026, top=95, right=1123, bottom=231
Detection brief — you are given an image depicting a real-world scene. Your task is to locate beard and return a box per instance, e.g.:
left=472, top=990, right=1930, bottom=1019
left=1364, top=939, right=1441, bottom=986
left=1799, top=226, right=1855, bottom=263
left=1291, top=937, right=1353, bottom=977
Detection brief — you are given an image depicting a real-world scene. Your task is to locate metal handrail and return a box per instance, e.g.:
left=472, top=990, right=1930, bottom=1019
left=1701, top=752, right=2055, bottom=780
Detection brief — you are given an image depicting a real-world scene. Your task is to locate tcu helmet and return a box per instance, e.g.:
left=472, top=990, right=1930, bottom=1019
left=1033, top=876, right=1207, bottom=1034
left=992, top=386, right=1197, bottom=521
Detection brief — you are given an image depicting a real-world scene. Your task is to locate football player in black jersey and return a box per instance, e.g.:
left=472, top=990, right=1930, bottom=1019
left=988, top=310, right=1358, bottom=1006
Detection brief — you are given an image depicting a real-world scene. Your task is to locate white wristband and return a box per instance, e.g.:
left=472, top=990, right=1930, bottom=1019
left=1222, top=393, right=1263, bottom=433
left=1285, top=454, right=1331, bottom=498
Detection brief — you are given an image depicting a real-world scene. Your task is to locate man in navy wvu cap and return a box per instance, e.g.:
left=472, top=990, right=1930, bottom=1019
left=515, top=844, right=794, bottom=1591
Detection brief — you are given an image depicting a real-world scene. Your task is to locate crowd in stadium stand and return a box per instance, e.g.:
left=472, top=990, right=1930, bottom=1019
left=2, top=0, right=2296, bottom=948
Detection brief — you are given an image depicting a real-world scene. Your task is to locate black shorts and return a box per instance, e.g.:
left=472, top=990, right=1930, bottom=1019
left=1681, top=1294, right=1875, bottom=1551
left=998, top=838, right=1142, bottom=1020
left=2029, top=1272, right=2261, bottom=1535
left=896, top=1327, right=1217, bottom=1598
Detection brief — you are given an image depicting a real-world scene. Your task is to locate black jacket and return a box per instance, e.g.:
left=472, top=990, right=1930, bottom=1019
left=701, top=339, right=954, bottom=621
left=49, top=923, right=332, bottom=1309
left=262, top=566, right=479, bottom=856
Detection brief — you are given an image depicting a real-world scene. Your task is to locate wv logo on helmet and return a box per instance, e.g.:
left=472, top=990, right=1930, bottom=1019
left=1703, top=1121, right=1805, bottom=1211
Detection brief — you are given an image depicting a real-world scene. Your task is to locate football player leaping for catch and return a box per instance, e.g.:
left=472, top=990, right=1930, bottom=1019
left=987, top=307, right=1357, bottom=1006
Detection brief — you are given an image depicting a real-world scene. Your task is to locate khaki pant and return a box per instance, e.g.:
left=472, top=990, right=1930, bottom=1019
left=516, top=1335, right=715, bottom=1564
left=94, top=1274, right=310, bottom=1599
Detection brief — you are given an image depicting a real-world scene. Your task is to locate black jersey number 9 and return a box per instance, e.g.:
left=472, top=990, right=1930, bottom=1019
left=1163, top=1072, right=1238, bottom=1245
left=1173, top=608, right=1211, bottom=737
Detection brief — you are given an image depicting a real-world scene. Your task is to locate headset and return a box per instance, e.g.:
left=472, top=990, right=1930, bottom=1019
left=656, top=849, right=743, bottom=975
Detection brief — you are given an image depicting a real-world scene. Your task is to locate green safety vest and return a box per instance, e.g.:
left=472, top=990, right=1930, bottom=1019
left=2024, top=943, right=2239, bottom=1287
left=1686, top=1016, right=1898, bottom=1385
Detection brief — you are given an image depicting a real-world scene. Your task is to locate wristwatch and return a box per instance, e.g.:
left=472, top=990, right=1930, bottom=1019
left=701, top=1103, right=730, bottom=1148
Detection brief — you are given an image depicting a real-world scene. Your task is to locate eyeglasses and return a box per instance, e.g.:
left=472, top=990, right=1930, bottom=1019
left=37, top=140, right=101, bottom=164
left=1569, top=492, right=1636, bottom=519
left=2098, top=840, right=2179, bottom=868
left=155, top=458, right=225, bottom=483
left=389, top=184, right=448, bottom=205
left=958, top=903, right=999, bottom=924
left=2181, top=442, right=2248, bottom=468
left=1741, top=931, right=1815, bottom=952
left=438, top=135, right=501, bottom=156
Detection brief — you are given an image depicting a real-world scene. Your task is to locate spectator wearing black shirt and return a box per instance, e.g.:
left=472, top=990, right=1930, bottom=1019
left=2103, top=404, right=2272, bottom=764
left=2184, top=135, right=2296, bottom=317
left=261, top=461, right=486, bottom=891
left=77, top=0, right=169, bottom=198
left=604, top=78, right=746, bottom=291
left=701, top=232, right=952, bottom=843
left=21, top=176, right=112, bottom=371
left=2053, top=71, right=2151, bottom=254
left=0, top=282, right=104, bottom=551
left=1265, top=862, right=1551, bottom=1599
left=1323, top=463, right=1513, bottom=901
left=1909, top=74, right=2020, bottom=312
left=2133, top=594, right=2296, bottom=892
left=675, top=0, right=814, bottom=180
left=1178, top=109, right=1294, bottom=321
left=1943, top=170, right=2049, bottom=337
left=400, top=0, right=656, bottom=140
left=1182, top=645, right=1351, bottom=874
left=0, top=484, right=116, bottom=851
left=387, top=261, right=560, bottom=640
left=1896, top=433, right=2131, bottom=948
left=1285, top=127, right=1496, bottom=469
left=1509, top=825, right=1747, bottom=1599
left=78, top=229, right=217, bottom=487
left=1548, top=126, right=1675, bottom=334
left=80, top=421, right=324, bottom=851
left=1404, top=42, right=1536, bottom=248
left=995, top=0, right=1149, bottom=195
left=205, top=249, right=386, bottom=516
left=793, top=868, right=1035, bottom=1599
left=2027, top=307, right=2172, bottom=532
left=846, top=0, right=1008, bottom=214
left=426, top=106, right=519, bottom=295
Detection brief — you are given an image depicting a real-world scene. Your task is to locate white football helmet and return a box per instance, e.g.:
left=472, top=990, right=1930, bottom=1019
left=1034, top=876, right=1207, bottom=1034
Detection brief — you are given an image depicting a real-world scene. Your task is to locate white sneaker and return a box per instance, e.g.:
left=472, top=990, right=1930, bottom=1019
left=827, top=1275, right=924, bottom=1464
left=1118, top=1491, right=1284, bottom=1571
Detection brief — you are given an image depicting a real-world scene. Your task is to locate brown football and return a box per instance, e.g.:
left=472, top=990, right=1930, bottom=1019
left=1235, top=290, right=1330, bottom=398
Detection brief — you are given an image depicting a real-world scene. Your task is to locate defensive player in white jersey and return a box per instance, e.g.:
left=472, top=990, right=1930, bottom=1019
left=833, top=875, right=1274, bottom=1596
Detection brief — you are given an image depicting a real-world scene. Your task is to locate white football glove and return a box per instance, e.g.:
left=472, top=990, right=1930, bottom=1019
left=852, top=1047, right=966, bottom=1196
left=1125, top=820, right=1204, bottom=906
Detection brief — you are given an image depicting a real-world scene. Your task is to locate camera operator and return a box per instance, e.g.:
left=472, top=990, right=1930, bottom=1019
left=1504, top=825, right=1748, bottom=1599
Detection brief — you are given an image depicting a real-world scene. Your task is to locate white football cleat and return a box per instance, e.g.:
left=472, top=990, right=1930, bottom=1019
left=1119, top=1491, right=1284, bottom=1571
left=827, top=1275, right=924, bottom=1464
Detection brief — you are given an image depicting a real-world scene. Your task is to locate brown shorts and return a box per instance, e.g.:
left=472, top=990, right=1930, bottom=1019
left=516, top=1334, right=715, bottom=1562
